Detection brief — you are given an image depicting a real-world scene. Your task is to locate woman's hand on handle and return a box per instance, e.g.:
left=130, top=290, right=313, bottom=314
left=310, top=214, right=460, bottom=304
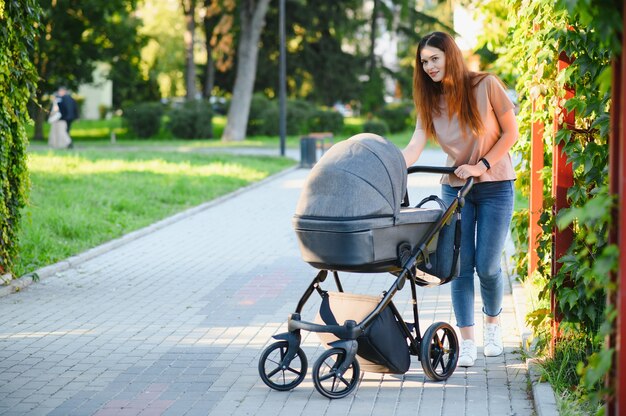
left=454, top=163, right=487, bottom=180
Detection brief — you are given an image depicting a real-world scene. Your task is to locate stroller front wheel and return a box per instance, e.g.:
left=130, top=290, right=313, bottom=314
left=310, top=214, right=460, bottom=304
left=258, top=341, right=308, bottom=391
left=312, top=348, right=361, bottom=399
left=420, top=322, right=459, bottom=381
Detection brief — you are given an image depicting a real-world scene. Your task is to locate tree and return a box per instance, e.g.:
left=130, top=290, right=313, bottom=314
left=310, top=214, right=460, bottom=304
left=182, top=0, right=198, bottom=100
left=139, top=0, right=185, bottom=98
left=221, top=0, right=271, bottom=142
left=250, top=1, right=451, bottom=109
left=30, top=0, right=140, bottom=140
left=201, top=0, right=236, bottom=99
left=253, top=1, right=364, bottom=105
left=0, top=0, right=41, bottom=276
left=104, top=8, right=161, bottom=108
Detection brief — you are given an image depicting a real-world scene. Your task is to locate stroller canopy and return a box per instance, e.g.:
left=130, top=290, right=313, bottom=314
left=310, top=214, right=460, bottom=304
left=295, top=133, right=407, bottom=220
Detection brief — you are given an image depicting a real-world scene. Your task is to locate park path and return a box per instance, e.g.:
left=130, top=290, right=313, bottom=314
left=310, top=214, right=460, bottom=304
left=0, top=147, right=534, bottom=415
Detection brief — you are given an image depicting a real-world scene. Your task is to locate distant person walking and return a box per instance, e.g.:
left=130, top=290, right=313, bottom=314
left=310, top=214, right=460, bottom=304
left=47, top=100, right=72, bottom=149
left=55, top=86, right=78, bottom=147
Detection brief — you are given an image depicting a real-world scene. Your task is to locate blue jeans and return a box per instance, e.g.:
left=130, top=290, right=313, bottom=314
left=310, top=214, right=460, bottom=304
left=440, top=180, right=514, bottom=328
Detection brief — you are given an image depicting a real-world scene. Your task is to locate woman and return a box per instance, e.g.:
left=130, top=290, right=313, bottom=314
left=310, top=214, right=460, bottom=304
left=48, top=100, right=72, bottom=149
left=402, top=31, right=518, bottom=367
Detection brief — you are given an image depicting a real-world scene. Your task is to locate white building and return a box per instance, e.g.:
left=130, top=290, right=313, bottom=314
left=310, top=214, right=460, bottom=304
left=78, top=62, right=113, bottom=120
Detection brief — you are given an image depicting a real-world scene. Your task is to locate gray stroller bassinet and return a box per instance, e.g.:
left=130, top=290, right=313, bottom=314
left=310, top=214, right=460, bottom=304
left=258, top=133, right=474, bottom=399
left=293, top=133, right=442, bottom=273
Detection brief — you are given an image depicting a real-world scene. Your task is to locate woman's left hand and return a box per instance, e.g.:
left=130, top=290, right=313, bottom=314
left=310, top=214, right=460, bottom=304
left=454, top=163, right=487, bottom=180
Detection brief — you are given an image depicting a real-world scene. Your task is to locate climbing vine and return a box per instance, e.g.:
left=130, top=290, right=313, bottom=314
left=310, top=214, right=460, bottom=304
left=475, top=0, right=622, bottom=409
left=0, top=0, right=41, bottom=276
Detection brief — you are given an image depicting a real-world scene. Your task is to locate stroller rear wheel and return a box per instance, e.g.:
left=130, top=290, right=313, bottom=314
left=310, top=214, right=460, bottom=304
left=420, top=322, right=458, bottom=381
left=312, top=348, right=361, bottom=399
left=258, top=341, right=308, bottom=391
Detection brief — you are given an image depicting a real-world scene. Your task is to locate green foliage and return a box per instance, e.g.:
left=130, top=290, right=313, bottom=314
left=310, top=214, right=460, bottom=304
left=363, top=119, right=390, bottom=136
left=123, top=102, right=164, bottom=138
left=168, top=100, right=213, bottom=139
left=248, top=95, right=333, bottom=136
left=257, top=0, right=454, bottom=109
left=0, top=0, right=41, bottom=276
left=247, top=94, right=275, bottom=136
left=307, top=110, right=344, bottom=134
left=33, top=0, right=141, bottom=95
left=375, top=102, right=412, bottom=133
left=476, top=0, right=622, bottom=408
left=539, top=334, right=605, bottom=414
left=256, top=1, right=364, bottom=106
left=360, top=71, right=386, bottom=114
left=285, top=99, right=316, bottom=135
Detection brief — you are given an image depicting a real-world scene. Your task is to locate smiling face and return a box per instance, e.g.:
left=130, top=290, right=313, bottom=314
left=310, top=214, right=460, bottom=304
left=420, top=46, right=446, bottom=83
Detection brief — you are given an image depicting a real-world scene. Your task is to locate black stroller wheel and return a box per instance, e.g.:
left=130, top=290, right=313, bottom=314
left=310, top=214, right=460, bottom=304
left=420, top=322, right=458, bottom=381
left=258, top=341, right=308, bottom=391
left=312, top=348, right=361, bottom=399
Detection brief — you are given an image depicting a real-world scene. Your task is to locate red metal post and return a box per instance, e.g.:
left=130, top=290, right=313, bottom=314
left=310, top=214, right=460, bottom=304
left=607, top=11, right=625, bottom=415
left=550, top=51, right=575, bottom=353
left=529, top=99, right=544, bottom=277
left=529, top=23, right=545, bottom=278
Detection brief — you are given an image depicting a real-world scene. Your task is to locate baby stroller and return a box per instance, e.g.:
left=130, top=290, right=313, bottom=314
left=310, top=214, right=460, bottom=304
left=258, top=133, right=474, bottom=399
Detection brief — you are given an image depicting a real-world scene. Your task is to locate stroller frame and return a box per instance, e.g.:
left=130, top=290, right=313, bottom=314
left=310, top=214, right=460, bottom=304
left=258, top=167, right=474, bottom=399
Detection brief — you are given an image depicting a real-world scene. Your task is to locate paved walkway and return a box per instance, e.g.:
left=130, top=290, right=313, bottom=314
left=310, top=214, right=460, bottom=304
left=0, top=149, right=534, bottom=415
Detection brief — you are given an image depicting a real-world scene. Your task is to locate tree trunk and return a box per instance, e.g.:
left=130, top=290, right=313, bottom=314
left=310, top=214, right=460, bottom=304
left=368, top=0, right=379, bottom=77
left=29, top=94, right=47, bottom=141
left=183, top=0, right=197, bottom=101
left=34, top=108, right=46, bottom=141
left=202, top=14, right=215, bottom=99
left=221, top=0, right=271, bottom=142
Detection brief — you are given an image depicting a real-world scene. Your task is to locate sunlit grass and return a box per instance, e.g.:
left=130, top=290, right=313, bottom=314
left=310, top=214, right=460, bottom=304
left=30, top=153, right=271, bottom=180
left=15, top=150, right=295, bottom=277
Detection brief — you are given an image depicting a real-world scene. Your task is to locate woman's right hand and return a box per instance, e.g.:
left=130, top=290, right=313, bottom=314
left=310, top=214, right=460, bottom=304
left=454, top=163, right=488, bottom=179
left=402, top=127, right=427, bottom=167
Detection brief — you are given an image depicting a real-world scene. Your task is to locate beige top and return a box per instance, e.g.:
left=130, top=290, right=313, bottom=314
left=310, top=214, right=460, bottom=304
left=416, top=74, right=516, bottom=187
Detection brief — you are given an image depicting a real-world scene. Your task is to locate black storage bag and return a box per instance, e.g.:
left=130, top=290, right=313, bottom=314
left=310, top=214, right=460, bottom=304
left=317, top=292, right=410, bottom=374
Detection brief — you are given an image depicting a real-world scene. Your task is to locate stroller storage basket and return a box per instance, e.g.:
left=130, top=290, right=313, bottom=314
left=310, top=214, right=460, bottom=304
left=315, top=291, right=410, bottom=374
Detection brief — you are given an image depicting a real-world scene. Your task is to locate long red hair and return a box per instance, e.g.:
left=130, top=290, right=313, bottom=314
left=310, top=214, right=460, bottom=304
left=413, top=31, right=487, bottom=141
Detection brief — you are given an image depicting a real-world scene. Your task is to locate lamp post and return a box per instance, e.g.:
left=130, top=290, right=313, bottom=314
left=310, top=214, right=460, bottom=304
left=279, top=0, right=286, bottom=156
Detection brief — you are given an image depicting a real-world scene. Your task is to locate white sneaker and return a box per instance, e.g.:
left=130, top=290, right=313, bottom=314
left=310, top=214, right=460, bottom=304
left=484, top=323, right=503, bottom=357
left=457, top=339, right=477, bottom=367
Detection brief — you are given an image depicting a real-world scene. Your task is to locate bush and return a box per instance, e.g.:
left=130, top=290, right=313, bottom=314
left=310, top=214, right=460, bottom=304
left=308, top=110, right=344, bottom=134
left=123, top=102, right=164, bottom=138
left=168, top=100, right=213, bottom=139
left=376, top=103, right=412, bottom=133
left=255, top=99, right=315, bottom=136
left=286, top=100, right=314, bottom=135
left=363, top=119, right=390, bottom=136
left=247, top=94, right=274, bottom=136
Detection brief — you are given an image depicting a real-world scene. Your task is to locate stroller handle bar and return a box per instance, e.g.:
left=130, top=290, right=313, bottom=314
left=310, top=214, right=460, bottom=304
left=407, top=165, right=474, bottom=199
left=407, top=166, right=456, bottom=175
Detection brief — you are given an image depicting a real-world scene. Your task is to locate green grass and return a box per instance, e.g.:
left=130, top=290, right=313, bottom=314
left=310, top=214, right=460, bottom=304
left=30, top=115, right=417, bottom=149
left=15, top=149, right=295, bottom=277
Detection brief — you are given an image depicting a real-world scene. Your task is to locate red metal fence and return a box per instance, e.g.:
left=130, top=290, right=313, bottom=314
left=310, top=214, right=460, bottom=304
left=607, top=13, right=626, bottom=415
left=532, top=20, right=624, bottom=412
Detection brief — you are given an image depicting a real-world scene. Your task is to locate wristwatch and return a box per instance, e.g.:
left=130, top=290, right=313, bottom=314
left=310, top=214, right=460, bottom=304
left=480, top=157, right=491, bottom=170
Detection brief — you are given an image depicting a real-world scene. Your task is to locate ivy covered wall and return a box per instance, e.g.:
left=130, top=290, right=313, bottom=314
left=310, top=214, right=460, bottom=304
left=476, top=0, right=622, bottom=410
left=0, top=0, right=41, bottom=276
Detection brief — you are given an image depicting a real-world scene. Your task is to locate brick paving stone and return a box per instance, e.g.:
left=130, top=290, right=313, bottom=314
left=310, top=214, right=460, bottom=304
left=0, top=149, right=535, bottom=415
